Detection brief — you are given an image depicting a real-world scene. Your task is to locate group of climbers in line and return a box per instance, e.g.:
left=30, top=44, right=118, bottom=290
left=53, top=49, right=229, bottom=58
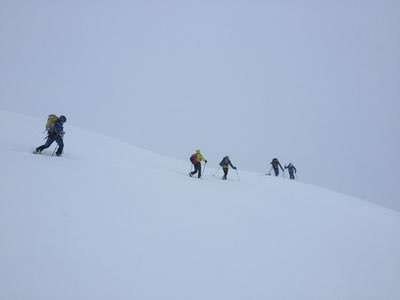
left=268, top=158, right=297, bottom=180
left=33, top=114, right=297, bottom=181
left=189, top=150, right=296, bottom=181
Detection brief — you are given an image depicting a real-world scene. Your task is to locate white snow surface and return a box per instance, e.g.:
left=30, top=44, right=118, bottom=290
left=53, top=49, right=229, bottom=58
left=1, top=110, right=399, bottom=300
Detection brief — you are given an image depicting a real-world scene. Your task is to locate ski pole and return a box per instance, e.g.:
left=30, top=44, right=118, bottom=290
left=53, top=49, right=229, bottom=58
left=52, top=146, right=58, bottom=156
left=266, top=166, right=272, bottom=176
left=202, top=161, right=207, bottom=176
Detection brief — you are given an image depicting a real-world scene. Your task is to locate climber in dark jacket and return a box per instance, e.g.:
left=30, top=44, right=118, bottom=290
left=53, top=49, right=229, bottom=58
left=35, top=115, right=67, bottom=156
left=270, top=158, right=284, bottom=176
left=219, top=156, right=237, bottom=180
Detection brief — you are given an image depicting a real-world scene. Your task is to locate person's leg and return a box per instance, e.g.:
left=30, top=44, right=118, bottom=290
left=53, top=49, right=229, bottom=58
left=189, top=164, right=197, bottom=176
left=273, top=167, right=279, bottom=176
left=197, top=163, right=202, bottom=178
left=36, top=136, right=55, bottom=152
left=55, top=137, right=64, bottom=156
left=190, top=164, right=196, bottom=176
left=222, top=167, right=228, bottom=180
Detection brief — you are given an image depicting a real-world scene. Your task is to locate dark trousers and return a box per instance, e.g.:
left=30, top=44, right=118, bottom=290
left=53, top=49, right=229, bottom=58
left=222, top=167, right=229, bottom=180
left=289, top=171, right=295, bottom=180
left=273, top=167, right=279, bottom=176
left=190, top=162, right=202, bottom=178
left=36, top=135, right=64, bottom=155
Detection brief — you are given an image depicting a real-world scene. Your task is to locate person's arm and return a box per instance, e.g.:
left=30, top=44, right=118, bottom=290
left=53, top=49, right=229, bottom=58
left=279, top=162, right=284, bottom=172
left=229, top=160, right=236, bottom=169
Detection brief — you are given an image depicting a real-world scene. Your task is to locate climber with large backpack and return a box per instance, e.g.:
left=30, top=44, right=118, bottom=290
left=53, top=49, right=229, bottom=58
left=189, top=149, right=207, bottom=178
left=34, top=114, right=67, bottom=156
left=219, top=156, right=237, bottom=180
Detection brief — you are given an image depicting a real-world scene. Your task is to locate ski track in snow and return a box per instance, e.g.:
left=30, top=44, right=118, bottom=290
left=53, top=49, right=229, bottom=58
left=1, top=110, right=399, bottom=300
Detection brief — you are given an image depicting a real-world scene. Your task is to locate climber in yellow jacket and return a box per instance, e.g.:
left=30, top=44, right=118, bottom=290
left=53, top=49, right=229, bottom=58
left=189, top=149, right=207, bottom=178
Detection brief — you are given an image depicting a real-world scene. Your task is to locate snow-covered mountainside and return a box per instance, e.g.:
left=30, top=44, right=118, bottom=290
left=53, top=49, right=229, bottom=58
left=1, top=110, right=399, bottom=300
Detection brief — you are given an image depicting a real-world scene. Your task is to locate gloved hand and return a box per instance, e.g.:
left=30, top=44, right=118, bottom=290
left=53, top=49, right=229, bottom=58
left=204, top=160, right=208, bottom=163
left=233, top=166, right=237, bottom=170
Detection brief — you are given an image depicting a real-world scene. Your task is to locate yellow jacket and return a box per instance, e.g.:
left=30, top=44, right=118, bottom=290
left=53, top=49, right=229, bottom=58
left=195, top=152, right=206, bottom=162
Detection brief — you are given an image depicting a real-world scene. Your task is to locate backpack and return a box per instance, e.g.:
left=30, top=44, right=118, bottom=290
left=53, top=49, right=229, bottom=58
left=190, top=154, right=197, bottom=164
left=46, top=114, right=58, bottom=131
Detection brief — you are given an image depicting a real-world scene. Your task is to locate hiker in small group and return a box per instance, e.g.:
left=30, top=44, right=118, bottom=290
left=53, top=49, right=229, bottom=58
left=269, top=158, right=284, bottom=176
left=34, top=115, right=67, bottom=156
left=189, top=149, right=207, bottom=178
left=285, top=163, right=297, bottom=180
left=219, top=156, right=237, bottom=180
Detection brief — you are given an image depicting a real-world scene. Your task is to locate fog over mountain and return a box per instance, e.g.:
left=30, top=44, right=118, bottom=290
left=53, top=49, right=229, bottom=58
left=1, top=0, right=399, bottom=209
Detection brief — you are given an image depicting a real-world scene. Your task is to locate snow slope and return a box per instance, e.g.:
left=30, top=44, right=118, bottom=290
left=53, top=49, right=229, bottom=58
left=1, top=110, right=399, bottom=300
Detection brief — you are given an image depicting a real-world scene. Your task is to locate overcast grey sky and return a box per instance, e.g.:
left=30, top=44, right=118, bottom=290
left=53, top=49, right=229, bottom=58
left=1, top=0, right=399, bottom=209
